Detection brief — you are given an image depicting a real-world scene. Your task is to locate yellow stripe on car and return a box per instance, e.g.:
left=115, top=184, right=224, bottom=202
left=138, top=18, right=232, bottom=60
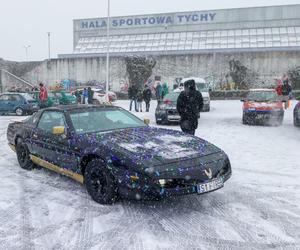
left=30, top=155, right=84, bottom=184
left=8, top=144, right=16, bottom=152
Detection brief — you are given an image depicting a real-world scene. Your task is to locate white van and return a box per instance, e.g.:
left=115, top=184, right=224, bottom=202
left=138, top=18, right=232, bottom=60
left=179, top=77, right=211, bottom=112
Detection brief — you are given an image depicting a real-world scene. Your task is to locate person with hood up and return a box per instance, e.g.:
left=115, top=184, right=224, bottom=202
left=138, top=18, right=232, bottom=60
left=143, top=83, right=152, bottom=112
left=176, top=79, right=203, bottom=135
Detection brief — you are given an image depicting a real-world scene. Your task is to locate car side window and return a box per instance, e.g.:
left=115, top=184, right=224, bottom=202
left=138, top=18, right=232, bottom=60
left=10, top=95, right=22, bottom=101
left=37, top=111, right=67, bottom=133
left=0, top=95, right=10, bottom=101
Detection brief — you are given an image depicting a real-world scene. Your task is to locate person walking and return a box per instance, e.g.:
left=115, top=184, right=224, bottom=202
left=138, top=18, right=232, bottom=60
left=128, top=84, right=138, bottom=111
left=143, top=84, right=151, bottom=112
left=39, top=83, right=48, bottom=108
left=137, top=90, right=143, bottom=112
left=176, top=79, right=203, bottom=135
left=275, top=79, right=283, bottom=96
left=82, top=88, right=88, bottom=104
left=282, top=74, right=292, bottom=109
left=162, top=82, right=169, bottom=98
left=87, top=87, right=94, bottom=104
left=155, top=82, right=163, bottom=105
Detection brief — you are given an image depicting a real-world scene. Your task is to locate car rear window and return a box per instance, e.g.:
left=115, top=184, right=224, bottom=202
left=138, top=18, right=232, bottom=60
left=247, top=91, right=279, bottom=101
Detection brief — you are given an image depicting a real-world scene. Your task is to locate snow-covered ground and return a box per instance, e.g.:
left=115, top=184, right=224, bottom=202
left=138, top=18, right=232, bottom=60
left=0, top=100, right=299, bottom=249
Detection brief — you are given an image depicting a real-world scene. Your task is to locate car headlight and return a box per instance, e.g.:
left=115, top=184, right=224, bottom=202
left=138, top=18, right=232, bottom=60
left=158, top=179, right=173, bottom=187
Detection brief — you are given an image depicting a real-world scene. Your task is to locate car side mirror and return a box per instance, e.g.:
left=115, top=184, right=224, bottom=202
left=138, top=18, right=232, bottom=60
left=241, top=99, right=245, bottom=102
left=144, top=118, right=150, bottom=125
left=282, top=100, right=287, bottom=103
left=52, top=126, right=65, bottom=135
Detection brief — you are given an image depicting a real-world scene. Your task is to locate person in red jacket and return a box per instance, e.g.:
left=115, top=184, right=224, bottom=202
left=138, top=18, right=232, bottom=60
left=39, top=83, right=48, bottom=108
left=275, top=79, right=283, bottom=96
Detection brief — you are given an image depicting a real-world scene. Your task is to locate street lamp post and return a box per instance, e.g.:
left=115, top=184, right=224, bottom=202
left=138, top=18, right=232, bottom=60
left=47, top=32, right=51, bottom=60
left=105, top=0, right=110, bottom=102
left=23, top=45, right=31, bottom=61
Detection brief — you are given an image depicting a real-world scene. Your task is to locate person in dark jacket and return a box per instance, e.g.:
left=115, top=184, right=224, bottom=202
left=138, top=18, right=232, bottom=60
left=128, top=84, right=138, bottom=111
left=143, top=84, right=151, bottom=112
left=87, top=87, right=94, bottom=104
left=137, top=90, right=143, bottom=112
left=176, top=79, right=203, bottom=135
left=282, top=74, right=292, bottom=109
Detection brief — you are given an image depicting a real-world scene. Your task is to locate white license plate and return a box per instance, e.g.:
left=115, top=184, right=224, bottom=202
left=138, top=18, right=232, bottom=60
left=197, top=177, right=224, bottom=194
left=168, top=115, right=180, bottom=119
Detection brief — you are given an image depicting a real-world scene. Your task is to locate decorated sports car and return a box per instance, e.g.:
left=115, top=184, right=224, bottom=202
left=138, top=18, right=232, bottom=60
left=241, top=89, right=284, bottom=126
left=7, top=105, right=231, bottom=204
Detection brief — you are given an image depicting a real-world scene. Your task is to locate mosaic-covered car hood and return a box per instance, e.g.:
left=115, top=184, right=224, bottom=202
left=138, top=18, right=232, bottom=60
left=80, top=127, right=222, bottom=169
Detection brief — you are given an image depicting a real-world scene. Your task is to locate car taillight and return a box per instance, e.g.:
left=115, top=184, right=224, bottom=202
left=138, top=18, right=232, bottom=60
left=164, top=99, right=172, bottom=105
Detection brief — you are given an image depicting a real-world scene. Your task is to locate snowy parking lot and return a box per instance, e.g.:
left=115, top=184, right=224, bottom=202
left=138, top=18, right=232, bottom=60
left=0, top=100, right=299, bottom=249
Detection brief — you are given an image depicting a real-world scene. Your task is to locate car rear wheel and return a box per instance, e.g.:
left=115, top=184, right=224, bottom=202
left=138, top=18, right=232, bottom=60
left=16, top=139, right=34, bottom=170
left=84, top=159, right=117, bottom=204
left=242, top=113, right=247, bottom=125
left=15, top=107, right=24, bottom=116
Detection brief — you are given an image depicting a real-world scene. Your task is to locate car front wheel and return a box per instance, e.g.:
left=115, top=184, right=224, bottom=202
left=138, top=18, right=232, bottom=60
left=15, top=107, right=24, bottom=116
left=16, top=139, right=34, bottom=170
left=84, top=159, right=117, bottom=204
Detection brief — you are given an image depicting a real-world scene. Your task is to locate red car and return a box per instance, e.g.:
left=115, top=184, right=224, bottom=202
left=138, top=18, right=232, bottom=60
left=241, top=89, right=284, bottom=126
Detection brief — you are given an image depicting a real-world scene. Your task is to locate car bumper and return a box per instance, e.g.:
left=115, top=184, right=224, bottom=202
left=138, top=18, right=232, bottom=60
left=155, top=109, right=181, bottom=123
left=244, top=110, right=284, bottom=123
left=201, top=103, right=210, bottom=112
left=118, top=162, right=232, bottom=200
left=294, top=111, right=300, bottom=126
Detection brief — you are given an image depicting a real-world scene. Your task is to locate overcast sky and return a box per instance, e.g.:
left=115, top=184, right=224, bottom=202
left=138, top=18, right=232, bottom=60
left=0, top=0, right=299, bottom=62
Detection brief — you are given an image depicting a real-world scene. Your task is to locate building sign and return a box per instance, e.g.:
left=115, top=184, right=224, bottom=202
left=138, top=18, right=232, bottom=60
left=79, top=12, right=217, bottom=30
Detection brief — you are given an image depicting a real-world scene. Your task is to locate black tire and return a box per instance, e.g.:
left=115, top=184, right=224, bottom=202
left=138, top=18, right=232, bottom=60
left=242, top=113, right=247, bottom=125
left=84, top=159, right=117, bottom=204
left=16, top=138, right=34, bottom=170
left=15, top=107, right=24, bottom=116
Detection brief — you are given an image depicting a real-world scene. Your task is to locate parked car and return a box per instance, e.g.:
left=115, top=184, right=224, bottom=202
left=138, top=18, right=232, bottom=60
left=52, top=90, right=77, bottom=105
left=30, top=91, right=59, bottom=108
left=179, top=77, right=211, bottom=112
left=74, top=88, right=117, bottom=104
left=241, top=89, right=284, bottom=126
left=0, top=92, right=39, bottom=116
left=7, top=105, right=231, bottom=204
left=155, top=92, right=181, bottom=124
left=294, top=100, right=300, bottom=127
left=155, top=91, right=201, bottom=125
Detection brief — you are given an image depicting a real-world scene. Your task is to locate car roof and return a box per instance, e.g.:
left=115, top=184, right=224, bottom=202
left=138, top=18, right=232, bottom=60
left=1, top=92, right=26, bottom=95
left=42, top=104, right=117, bottom=112
left=249, top=89, right=275, bottom=92
left=180, top=77, right=206, bottom=83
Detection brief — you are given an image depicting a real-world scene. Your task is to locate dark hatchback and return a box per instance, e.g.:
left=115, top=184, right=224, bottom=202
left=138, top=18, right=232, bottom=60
left=0, top=92, right=39, bottom=116
left=7, top=105, right=231, bottom=204
left=155, top=92, right=181, bottom=124
left=294, top=100, right=300, bottom=126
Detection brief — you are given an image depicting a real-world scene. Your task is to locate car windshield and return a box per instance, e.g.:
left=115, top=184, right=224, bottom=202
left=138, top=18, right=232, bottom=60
left=163, top=92, right=180, bottom=102
left=70, top=108, right=146, bottom=134
left=247, top=91, right=279, bottom=101
left=48, top=92, right=55, bottom=98
left=19, top=93, right=35, bottom=101
left=196, top=82, right=209, bottom=92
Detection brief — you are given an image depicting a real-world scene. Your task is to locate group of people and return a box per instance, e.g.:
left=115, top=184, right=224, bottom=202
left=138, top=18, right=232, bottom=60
left=275, top=74, right=293, bottom=109
left=128, top=83, right=152, bottom=112
left=74, top=87, right=94, bottom=104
